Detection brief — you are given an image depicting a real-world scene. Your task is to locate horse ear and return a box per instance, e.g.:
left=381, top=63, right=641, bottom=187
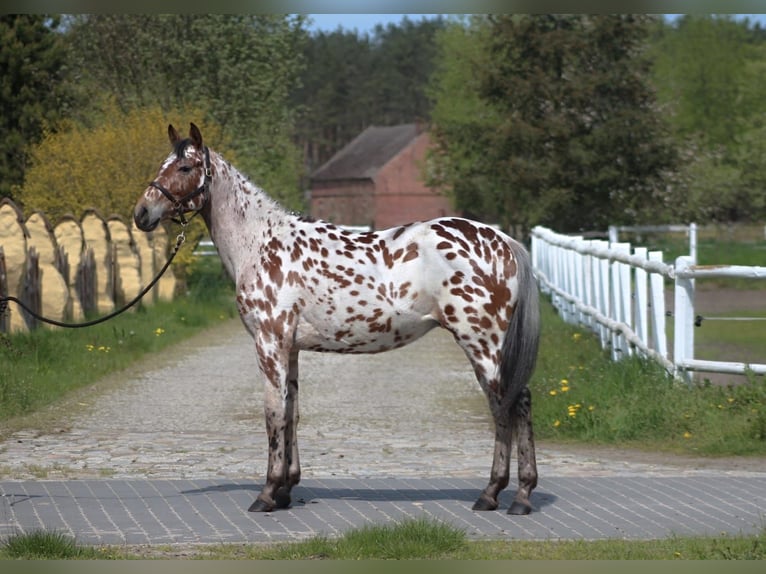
left=189, top=123, right=203, bottom=149
left=168, top=124, right=181, bottom=144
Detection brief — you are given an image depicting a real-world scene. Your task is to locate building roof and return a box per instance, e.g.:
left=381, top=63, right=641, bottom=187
left=311, top=124, right=420, bottom=182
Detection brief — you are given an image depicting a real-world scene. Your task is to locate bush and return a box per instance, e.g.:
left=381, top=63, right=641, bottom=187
left=18, top=100, right=232, bottom=223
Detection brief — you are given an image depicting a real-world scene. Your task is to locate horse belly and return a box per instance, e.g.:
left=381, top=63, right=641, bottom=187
left=295, top=309, right=439, bottom=354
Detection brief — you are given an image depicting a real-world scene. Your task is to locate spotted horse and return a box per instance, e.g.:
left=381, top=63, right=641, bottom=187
left=134, top=123, right=541, bottom=515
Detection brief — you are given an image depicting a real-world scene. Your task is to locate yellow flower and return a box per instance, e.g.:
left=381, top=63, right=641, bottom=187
left=572, top=333, right=582, bottom=342
left=553, top=420, right=561, bottom=428
left=727, top=397, right=735, bottom=403
left=683, top=431, right=692, bottom=439
left=561, top=385, right=570, bottom=392
left=85, top=344, right=94, bottom=352
left=154, top=327, right=165, bottom=336
left=588, top=405, right=595, bottom=412
left=549, top=390, right=558, bottom=396
left=560, top=378, right=569, bottom=385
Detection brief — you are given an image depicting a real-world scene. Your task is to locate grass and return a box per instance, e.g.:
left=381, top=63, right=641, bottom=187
left=530, top=228, right=765, bottom=454
left=530, top=299, right=766, bottom=456
left=0, top=256, right=236, bottom=426
left=0, top=530, right=123, bottom=559
left=2, top=520, right=764, bottom=560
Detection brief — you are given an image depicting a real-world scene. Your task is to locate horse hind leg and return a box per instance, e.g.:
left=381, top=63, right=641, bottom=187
left=472, top=398, right=512, bottom=512
left=471, top=385, right=537, bottom=515
left=508, top=385, right=537, bottom=515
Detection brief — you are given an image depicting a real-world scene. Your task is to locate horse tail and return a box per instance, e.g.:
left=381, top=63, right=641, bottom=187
left=500, top=240, right=541, bottom=410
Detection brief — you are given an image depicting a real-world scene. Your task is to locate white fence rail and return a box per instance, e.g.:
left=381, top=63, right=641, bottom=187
left=531, top=225, right=766, bottom=382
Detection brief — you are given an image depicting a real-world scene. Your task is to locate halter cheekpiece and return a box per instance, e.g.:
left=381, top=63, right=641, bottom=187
left=149, top=146, right=212, bottom=226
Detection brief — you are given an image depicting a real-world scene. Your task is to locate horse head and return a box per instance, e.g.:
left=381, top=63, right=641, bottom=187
left=134, top=123, right=211, bottom=231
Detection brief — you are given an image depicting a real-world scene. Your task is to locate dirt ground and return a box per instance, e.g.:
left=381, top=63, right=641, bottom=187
left=689, top=288, right=764, bottom=314
left=664, top=288, right=765, bottom=385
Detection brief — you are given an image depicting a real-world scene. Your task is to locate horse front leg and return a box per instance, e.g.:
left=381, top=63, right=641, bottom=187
left=275, top=350, right=301, bottom=509
left=249, top=338, right=293, bottom=513
left=508, top=386, right=537, bottom=515
left=249, top=379, right=288, bottom=512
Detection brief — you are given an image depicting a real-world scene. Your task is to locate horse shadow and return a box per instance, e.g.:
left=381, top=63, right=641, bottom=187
left=180, top=482, right=557, bottom=512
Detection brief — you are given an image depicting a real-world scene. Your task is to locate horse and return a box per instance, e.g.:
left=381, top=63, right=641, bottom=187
left=134, top=123, right=541, bottom=515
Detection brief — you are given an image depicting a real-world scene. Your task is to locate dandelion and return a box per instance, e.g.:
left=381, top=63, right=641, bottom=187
left=549, top=390, right=558, bottom=396
left=154, top=327, right=165, bottom=336
left=572, top=333, right=582, bottom=342
left=683, top=431, right=692, bottom=439
left=727, top=397, right=735, bottom=404
left=588, top=405, right=595, bottom=412
left=553, top=420, right=561, bottom=428
left=560, top=378, right=569, bottom=385
left=85, top=344, right=95, bottom=352
left=567, top=403, right=582, bottom=418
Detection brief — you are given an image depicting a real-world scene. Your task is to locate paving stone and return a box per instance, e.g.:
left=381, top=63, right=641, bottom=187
left=2, top=476, right=765, bottom=545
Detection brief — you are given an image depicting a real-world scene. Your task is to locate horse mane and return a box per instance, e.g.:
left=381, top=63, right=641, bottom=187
left=173, top=138, right=194, bottom=159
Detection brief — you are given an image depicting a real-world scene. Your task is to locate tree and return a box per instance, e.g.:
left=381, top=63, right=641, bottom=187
left=294, top=17, right=446, bottom=174
left=0, top=15, right=78, bottom=200
left=429, top=15, right=679, bottom=233
left=292, top=29, right=373, bottom=173
left=426, top=17, right=503, bottom=223
left=64, top=15, right=307, bottom=210
left=651, top=15, right=766, bottom=223
left=18, top=101, right=231, bottom=223
left=652, top=15, right=752, bottom=148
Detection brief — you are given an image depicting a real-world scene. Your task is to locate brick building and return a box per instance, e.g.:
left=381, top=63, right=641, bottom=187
left=309, top=124, right=458, bottom=230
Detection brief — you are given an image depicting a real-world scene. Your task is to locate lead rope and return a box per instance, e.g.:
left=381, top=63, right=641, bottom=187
left=0, top=230, right=186, bottom=329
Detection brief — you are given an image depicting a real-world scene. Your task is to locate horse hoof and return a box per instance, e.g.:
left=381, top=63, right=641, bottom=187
left=472, top=494, right=499, bottom=511
left=248, top=498, right=274, bottom=513
left=508, top=500, right=532, bottom=515
left=275, top=488, right=292, bottom=509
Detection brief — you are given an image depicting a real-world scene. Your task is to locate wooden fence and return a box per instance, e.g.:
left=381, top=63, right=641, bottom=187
left=531, top=225, right=766, bottom=382
left=0, top=199, right=177, bottom=333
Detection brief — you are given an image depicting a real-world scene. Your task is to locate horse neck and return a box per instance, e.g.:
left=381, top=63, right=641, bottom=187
left=203, top=150, right=292, bottom=278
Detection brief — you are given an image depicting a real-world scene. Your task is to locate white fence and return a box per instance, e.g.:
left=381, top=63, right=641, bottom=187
left=530, top=225, right=766, bottom=382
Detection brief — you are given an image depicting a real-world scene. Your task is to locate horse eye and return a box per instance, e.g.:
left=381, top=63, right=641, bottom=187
left=179, top=166, right=192, bottom=173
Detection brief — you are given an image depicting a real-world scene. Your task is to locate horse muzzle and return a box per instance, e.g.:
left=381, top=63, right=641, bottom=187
left=133, top=202, right=160, bottom=232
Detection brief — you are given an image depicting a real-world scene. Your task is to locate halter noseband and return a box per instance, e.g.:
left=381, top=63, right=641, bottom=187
left=149, top=146, right=212, bottom=226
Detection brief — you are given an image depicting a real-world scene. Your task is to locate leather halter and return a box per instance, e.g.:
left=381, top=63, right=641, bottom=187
left=149, top=146, right=212, bottom=226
